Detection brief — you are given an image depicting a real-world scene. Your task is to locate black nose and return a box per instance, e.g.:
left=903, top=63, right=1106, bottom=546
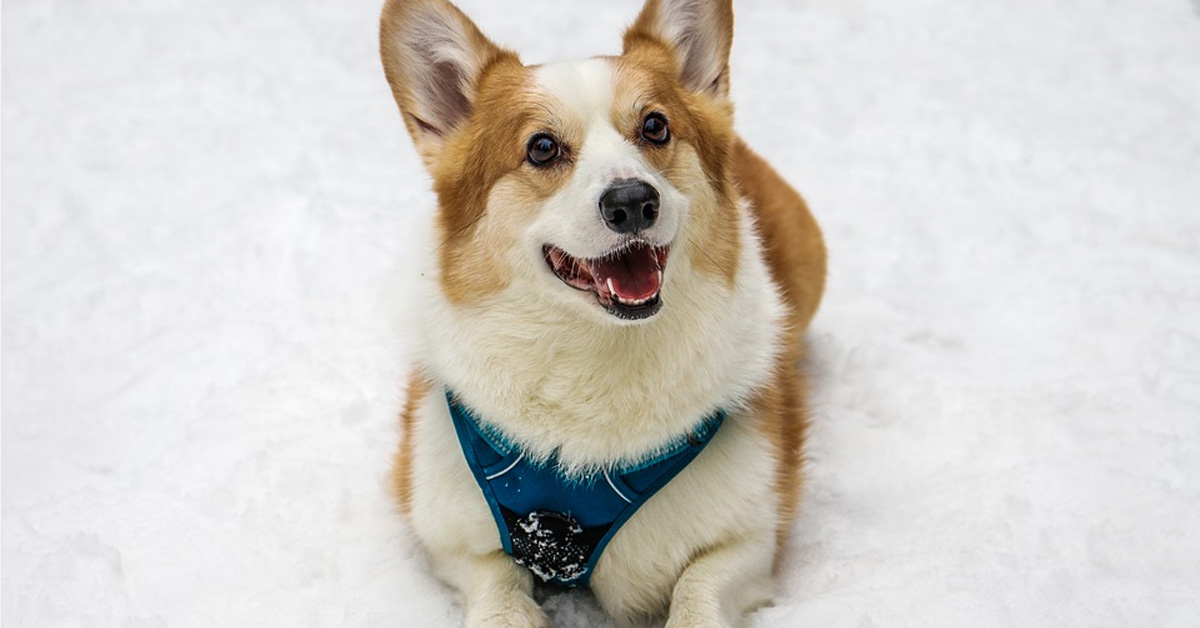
left=599, top=179, right=659, bottom=234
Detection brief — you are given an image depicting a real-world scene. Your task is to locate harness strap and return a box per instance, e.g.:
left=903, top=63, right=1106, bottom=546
left=446, top=391, right=725, bottom=587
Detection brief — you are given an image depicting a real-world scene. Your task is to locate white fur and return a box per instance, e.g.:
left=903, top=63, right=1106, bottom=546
left=528, top=60, right=685, bottom=262
left=381, top=0, right=794, bottom=623
left=405, top=187, right=787, bottom=626
left=416, top=180, right=783, bottom=471
left=400, top=47, right=788, bottom=626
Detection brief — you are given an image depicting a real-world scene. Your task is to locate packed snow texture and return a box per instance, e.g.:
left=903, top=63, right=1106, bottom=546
left=4, top=0, right=1200, bottom=626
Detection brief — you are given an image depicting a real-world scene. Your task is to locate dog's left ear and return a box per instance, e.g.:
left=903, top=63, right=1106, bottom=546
left=623, top=0, right=734, bottom=98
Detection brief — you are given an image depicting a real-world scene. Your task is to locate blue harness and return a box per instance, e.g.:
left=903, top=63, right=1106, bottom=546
left=446, top=391, right=725, bottom=587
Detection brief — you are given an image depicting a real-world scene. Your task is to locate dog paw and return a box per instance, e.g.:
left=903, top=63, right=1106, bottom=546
left=664, top=613, right=731, bottom=628
left=664, top=621, right=728, bottom=628
left=465, top=597, right=548, bottom=628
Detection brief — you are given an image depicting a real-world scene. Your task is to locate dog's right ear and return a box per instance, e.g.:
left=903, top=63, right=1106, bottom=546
left=623, top=0, right=733, bottom=99
left=380, top=0, right=516, bottom=168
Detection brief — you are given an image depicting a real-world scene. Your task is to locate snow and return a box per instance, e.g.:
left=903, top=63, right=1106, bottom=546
left=3, top=0, right=1199, bottom=626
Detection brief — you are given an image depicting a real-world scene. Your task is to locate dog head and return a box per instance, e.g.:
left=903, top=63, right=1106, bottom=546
left=381, top=0, right=740, bottom=324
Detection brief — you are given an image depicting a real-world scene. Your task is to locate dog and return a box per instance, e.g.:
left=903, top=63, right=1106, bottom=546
left=380, top=0, right=825, bottom=625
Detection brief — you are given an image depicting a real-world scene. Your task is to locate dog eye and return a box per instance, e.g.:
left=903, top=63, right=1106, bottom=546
left=526, top=134, right=561, bottom=166
left=641, top=113, right=670, bottom=145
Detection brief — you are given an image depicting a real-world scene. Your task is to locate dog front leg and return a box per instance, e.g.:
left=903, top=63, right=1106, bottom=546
left=664, top=534, right=776, bottom=628
left=431, top=549, right=547, bottom=628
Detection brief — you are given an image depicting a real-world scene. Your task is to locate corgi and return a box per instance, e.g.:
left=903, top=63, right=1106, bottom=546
left=379, top=0, right=826, bottom=625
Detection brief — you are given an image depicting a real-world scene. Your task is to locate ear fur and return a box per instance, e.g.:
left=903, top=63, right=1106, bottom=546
left=380, top=0, right=517, bottom=167
left=623, top=0, right=734, bottom=97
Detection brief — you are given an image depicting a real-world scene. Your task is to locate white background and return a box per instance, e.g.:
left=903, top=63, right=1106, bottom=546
left=3, top=0, right=1199, bottom=626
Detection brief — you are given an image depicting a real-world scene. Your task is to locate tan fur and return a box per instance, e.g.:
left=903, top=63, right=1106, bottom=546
left=380, top=0, right=826, bottom=624
left=623, top=0, right=735, bottom=97
left=612, top=48, right=741, bottom=285
left=425, top=47, right=749, bottom=304
left=616, top=30, right=826, bottom=546
left=392, top=370, right=431, bottom=515
left=747, top=356, right=808, bottom=553
left=734, top=139, right=827, bottom=338
left=379, top=0, right=518, bottom=166
left=734, top=140, right=826, bottom=548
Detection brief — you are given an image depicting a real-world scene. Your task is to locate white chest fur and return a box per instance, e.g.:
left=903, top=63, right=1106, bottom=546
left=401, top=203, right=788, bottom=621
left=409, top=203, right=785, bottom=474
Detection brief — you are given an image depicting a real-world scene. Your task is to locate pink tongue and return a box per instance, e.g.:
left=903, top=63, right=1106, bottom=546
left=590, top=245, right=662, bottom=301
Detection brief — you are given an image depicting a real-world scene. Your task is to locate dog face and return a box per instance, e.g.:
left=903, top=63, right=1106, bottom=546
left=381, top=0, right=741, bottom=323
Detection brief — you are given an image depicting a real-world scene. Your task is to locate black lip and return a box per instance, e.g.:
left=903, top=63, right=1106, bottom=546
left=605, top=294, right=662, bottom=320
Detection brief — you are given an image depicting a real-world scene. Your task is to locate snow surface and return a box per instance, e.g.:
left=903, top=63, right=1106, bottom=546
left=4, top=0, right=1200, bottom=626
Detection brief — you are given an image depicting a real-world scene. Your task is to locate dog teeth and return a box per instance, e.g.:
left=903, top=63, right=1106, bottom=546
left=612, top=293, right=656, bottom=306
left=606, top=278, right=615, bottom=295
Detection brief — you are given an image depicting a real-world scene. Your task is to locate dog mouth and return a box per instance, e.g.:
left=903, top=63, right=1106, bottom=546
left=543, top=241, right=670, bottom=320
